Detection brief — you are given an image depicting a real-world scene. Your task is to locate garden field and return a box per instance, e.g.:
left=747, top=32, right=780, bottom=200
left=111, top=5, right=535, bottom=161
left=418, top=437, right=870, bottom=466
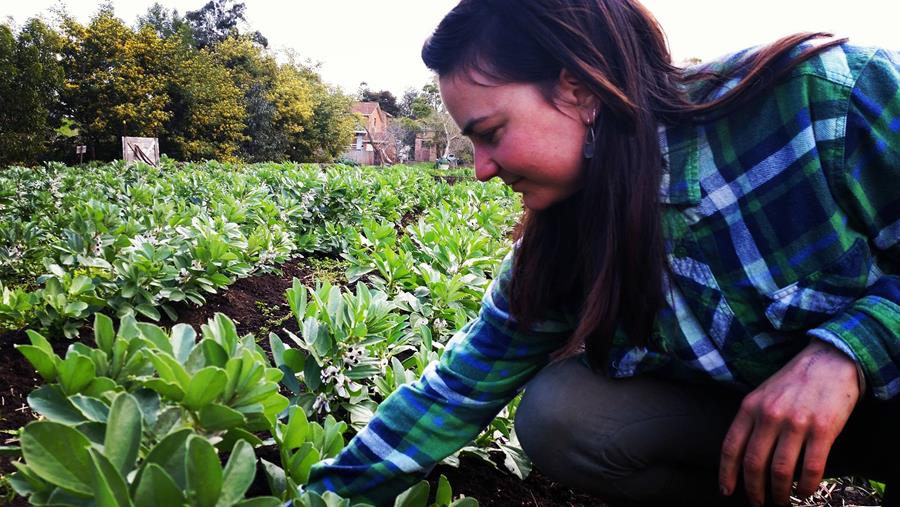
left=0, top=161, right=883, bottom=506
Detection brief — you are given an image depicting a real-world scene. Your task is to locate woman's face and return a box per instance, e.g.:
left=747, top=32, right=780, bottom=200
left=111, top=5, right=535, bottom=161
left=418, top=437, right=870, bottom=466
left=439, top=70, right=592, bottom=210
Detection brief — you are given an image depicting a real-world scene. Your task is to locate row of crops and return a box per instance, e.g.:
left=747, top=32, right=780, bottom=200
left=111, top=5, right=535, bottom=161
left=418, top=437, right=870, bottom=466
left=0, top=160, right=525, bottom=506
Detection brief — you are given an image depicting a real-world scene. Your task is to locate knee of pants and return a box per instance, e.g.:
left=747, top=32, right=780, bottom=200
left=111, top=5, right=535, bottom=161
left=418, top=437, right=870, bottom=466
left=514, top=358, right=629, bottom=478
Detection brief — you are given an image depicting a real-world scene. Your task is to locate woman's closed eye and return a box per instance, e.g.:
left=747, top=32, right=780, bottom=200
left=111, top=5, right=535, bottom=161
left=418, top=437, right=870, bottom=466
left=475, top=127, right=500, bottom=145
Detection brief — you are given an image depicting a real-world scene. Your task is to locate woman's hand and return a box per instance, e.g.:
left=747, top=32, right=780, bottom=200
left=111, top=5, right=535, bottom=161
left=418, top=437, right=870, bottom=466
left=718, top=339, right=861, bottom=506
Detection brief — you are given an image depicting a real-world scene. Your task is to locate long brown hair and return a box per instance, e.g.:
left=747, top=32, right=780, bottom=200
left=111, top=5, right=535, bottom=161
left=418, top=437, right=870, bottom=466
left=422, top=0, right=846, bottom=368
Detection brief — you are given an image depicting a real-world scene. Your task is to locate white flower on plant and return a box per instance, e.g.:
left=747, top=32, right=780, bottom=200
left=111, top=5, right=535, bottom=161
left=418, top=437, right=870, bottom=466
left=190, top=259, right=203, bottom=271
left=343, top=347, right=363, bottom=367
left=7, top=245, right=22, bottom=261
left=257, top=249, right=276, bottom=265
left=176, top=268, right=191, bottom=284
left=433, top=318, right=448, bottom=332
left=312, top=393, right=330, bottom=414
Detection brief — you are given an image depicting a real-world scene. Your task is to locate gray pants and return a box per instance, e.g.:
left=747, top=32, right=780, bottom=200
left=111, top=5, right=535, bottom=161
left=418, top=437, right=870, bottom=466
left=514, top=357, right=900, bottom=506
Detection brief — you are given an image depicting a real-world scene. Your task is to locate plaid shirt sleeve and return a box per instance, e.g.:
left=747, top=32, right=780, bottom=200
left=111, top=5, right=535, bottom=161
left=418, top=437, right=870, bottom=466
left=304, top=251, right=572, bottom=505
left=807, top=48, right=900, bottom=399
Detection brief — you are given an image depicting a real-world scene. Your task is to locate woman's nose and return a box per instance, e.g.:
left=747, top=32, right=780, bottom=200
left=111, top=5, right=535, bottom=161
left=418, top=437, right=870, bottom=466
left=473, top=148, right=500, bottom=182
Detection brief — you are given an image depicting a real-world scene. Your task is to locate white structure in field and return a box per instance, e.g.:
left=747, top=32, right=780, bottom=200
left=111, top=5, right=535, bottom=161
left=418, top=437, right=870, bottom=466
left=122, top=137, right=160, bottom=166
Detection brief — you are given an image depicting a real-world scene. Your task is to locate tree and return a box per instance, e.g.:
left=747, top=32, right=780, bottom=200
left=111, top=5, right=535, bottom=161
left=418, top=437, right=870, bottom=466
left=137, top=3, right=193, bottom=49
left=185, top=0, right=267, bottom=49
left=358, top=87, right=400, bottom=117
left=285, top=62, right=356, bottom=162
left=59, top=9, right=171, bottom=160
left=162, top=42, right=247, bottom=161
left=399, top=87, right=433, bottom=120
left=0, top=19, right=64, bottom=165
left=211, top=36, right=280, bottom=161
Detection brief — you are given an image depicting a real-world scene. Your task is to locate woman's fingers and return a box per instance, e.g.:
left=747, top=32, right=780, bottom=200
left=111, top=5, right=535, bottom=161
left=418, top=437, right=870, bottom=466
left=796, top=432, right=834, bottom=498
left=769, top=425, right=806, bottom=505
left=741, top=419, right=780, bottom=507
left=719, top=406, right=753, bottom=497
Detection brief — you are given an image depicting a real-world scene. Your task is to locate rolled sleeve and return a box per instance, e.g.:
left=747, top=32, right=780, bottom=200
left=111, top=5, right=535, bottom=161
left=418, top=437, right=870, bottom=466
left=808, top=48, right=900, bottom=400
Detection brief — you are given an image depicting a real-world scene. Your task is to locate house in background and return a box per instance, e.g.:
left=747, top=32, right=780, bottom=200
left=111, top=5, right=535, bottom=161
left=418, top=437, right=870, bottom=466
left=414, top=129, right=437, bottom=163
left=343, top=101, right=396, bottom=165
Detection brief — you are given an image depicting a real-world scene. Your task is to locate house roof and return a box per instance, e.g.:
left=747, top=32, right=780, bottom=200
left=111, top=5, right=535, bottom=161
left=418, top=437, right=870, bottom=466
left=352, top=102, right=380, bottom=116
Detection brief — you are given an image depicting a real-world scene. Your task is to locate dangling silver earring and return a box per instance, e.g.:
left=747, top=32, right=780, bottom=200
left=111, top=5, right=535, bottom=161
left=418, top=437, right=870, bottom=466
left=583, top=108, right=598, bottom=159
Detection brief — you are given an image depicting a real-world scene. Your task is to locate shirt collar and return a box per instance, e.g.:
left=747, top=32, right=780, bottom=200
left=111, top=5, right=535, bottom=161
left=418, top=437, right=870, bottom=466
left=658, top=123, right=702, bottom=206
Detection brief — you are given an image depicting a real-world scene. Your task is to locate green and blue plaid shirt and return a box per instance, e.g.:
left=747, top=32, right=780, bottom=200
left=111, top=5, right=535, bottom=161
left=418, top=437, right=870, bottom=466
left=306, top=42, right=900, bottom=505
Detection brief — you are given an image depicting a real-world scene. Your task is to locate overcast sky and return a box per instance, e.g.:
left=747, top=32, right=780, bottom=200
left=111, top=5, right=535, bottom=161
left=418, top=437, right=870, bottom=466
left=3, top=1, right=900, bottom=97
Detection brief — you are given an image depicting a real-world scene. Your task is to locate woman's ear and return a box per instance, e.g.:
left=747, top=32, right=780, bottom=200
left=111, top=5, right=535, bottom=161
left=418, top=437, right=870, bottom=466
left=557, top=68, right=599, bottom=123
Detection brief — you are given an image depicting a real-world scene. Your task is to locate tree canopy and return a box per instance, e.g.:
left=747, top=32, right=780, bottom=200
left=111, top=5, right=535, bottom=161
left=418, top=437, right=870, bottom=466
left=0, top=5, right=357, bottom=165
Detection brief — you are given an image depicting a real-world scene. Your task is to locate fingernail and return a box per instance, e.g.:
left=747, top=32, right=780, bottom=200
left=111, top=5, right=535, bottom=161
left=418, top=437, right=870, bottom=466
left=719, top=485, right=729, bottom=496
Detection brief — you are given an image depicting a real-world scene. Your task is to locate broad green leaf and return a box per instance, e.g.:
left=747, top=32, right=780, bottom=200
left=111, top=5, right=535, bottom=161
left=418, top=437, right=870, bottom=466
left=25, top=329, right=54, bottom=355
left=321, top=416, right=346, bottom=459
left=288, top=443, right=319, bottom=485
left=141, top=428, right=192, bottom=490
left=283, top=406, right=309, bottom=450
left=27, top=386, right=85, bottom=424
left=149, top=353, right=191, bottom=390
left=47, top=488, right=94, bottom=505
left=198, top=403, right=246, bottom=431
left=135, top=303, right=161, bottom=321
left=202, top=339, right=229, bottom=368
left=134, top=463, right=186, bottom=507
left=21, top=421, right=94, bottom=495
left=137, top=323, right=172, bottom=354
left=69, top=395, right=109, bottom=422
left=435, top=475, right=452, bottom=507
left=498, top=430, right=531, bottom=480
left=216, top=440, right=256, bottom=507
left=258, top=393, right=289, bottom=427
left=7, top=467, right=48, bottom=497
left=321, top=491, right=350, bottom=507
left=143, top=378, right=185, bottom=401
left=82, top=376, right=118, bottom=397
left=89, top=448, right=132, bottom=507
left=105, top=393, right=142, bottom=476
left=171, top=324, right=196, bottom=364
left=279, top=365, right=302, bottom=395
left=68, top=275, right=93, bottom=296
left=260, top=459, right=286, bottom=498
left=15, top=345, right=58, bottom=381
left=345, top=364, right=381, bottom=380
left=183, top=366, right=227, bottom=410
left=186, top=436, right=222, bottom=507
left=132, top=388, right=160, bottom=429
left=76, top=421, right=106, bottom=446
left=283, top=348, right=306, bottom=372
left=303, top=356, right=322, bottom=391
left=269, top=333, right=286, bottom=366
left=393, top=480, right=429, bottom=507
left=94, top=313, right=116, bottom=355
left=232, top=498, right=282, bottom=507
left=64, top=300, right=89, bottom=316
left=215, top=428, right=263, bottom=454
left=58, top=354, right=96, bottom=395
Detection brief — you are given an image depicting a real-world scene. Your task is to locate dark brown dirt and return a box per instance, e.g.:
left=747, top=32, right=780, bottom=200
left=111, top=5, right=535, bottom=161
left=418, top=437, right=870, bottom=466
left=430, top=457, right=608, bottom=507
left=160, top=255, right=320, bottom=342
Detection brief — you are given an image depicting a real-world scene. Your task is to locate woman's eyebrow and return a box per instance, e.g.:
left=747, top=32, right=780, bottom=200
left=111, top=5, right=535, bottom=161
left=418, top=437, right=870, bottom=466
left=461, top=116, right=491, bottom=137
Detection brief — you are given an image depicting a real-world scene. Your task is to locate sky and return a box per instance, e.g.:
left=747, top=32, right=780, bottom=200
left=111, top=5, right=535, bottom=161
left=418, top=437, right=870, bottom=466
left=3, top=1, right=900, bottom=97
